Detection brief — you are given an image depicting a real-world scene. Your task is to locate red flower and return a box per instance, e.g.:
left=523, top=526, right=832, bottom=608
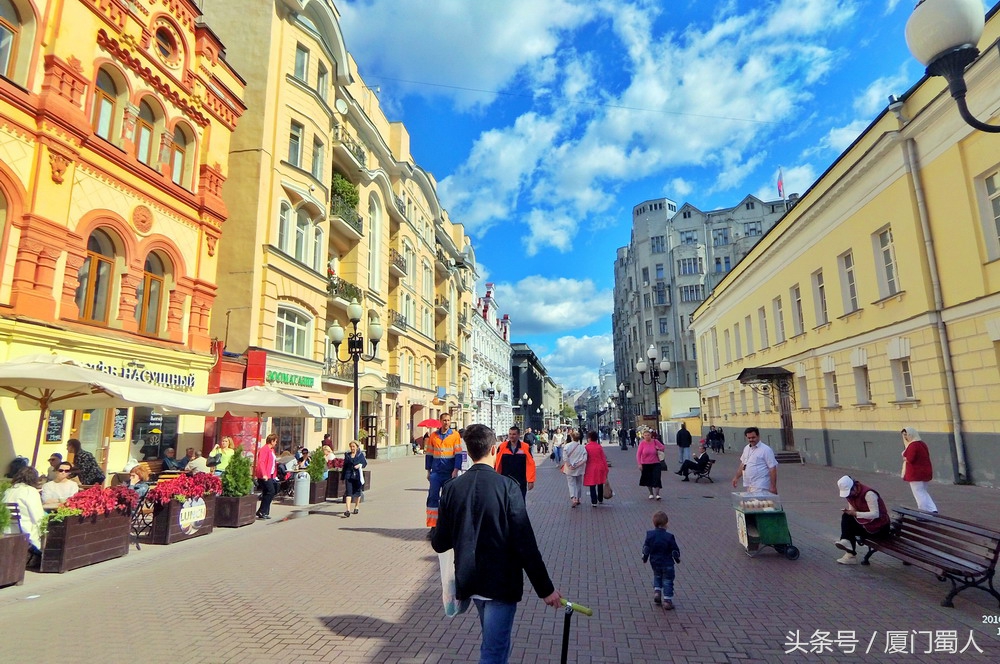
left=63, top=485, right=139, bottom=517
left=147, top=472, right=222, bottom=505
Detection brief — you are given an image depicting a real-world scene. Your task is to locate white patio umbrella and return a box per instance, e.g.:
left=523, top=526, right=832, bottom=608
left=205, top=385, right=349, bottom=463
left=0, top=354, right=214, bottom=466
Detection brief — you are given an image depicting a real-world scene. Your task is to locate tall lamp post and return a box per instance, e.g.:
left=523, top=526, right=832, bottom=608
left=480, top=380, right=496, bottom=429
left=576, top=407, right=587, bottom=438
left=328, top=299, right=383, bottom=452
left=537, top=405, right=546, bottom=432
left=905, top=0, right=1000, bottom=133
left=518, top=393, right=532, bottom=429
left=636, top=344, right=670, bottom=436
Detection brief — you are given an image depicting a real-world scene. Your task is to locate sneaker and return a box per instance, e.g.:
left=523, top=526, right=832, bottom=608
left=663, top=599, right=674, bottom=610
left=682, top=477, right=690, bottom=482
left=837, top=553, right=859, bottom=565
left=656, top=495, right=661, bottom=500
left=653, top=590, right=662, bottom=605
left=834, top=538, right=854, bottom=553
left=648, top=494, right=654, bottom=500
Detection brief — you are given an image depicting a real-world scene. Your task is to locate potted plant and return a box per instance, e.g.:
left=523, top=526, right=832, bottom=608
left=325, top=456, right=345, bottom=499
left=38, top=484, right=138, bottom=573
left=216, top=452, right=257, bottom=528
left=147, top=473, right=221, bottom=544
left=0, top=481, right=30, bottom=588
left=306, top=446, right=328, bottom=504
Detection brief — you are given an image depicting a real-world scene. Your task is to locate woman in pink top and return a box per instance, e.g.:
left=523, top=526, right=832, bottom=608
left=583, top=430, right=609, bottom=507
left=254, top=433, right=278, bottom=519
left=636, top=427, right=665, bottom=500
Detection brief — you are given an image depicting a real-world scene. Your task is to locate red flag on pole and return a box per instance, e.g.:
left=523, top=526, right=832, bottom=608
left=777, top=168, right=785, bottom=199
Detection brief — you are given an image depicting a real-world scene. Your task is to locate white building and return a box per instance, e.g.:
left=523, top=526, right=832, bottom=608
left=471, top=283, right=513, bottom=432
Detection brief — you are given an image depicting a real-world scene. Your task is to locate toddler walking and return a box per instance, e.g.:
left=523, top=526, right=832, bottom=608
left=641, top=511, right=681, bottom=609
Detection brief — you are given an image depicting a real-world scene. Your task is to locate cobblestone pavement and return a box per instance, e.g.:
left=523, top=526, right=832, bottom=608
left=1, top=445, right=999, bottom=663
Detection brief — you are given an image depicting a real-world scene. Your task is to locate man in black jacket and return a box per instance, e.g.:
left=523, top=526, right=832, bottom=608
left=676, top=422, right=693, bottom=465
left=432, top=424, right=561, bottom=663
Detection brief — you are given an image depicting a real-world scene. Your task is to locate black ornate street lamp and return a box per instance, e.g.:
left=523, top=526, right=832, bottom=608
left=576, top=406, right=587, bottom=439
left=480, top=379, right=496, bottom=429
left=618, top=382, right=633, bottom=429
left=636, top=344, right=670, bottom=433
left=328, top=298, right=383, bottom=446
left=517, top=393, right=532, bottom=429
left=905, top=0, right=1000, bottom=133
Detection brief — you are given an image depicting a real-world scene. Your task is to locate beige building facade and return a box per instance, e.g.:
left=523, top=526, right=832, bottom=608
left=692, top=7, right=1000, bottom=487
left=202, top=0, right=474, bottom=456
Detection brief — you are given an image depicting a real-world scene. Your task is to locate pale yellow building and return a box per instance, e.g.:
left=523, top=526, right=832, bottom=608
left=0, top=0, right=245, bottom=472
left=691, top=7, right=1000, bottom=487
left=202, top=0, right=474, bottom=456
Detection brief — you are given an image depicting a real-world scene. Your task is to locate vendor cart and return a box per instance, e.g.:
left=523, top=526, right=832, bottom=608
left=733, top=492, right=800, bottom=560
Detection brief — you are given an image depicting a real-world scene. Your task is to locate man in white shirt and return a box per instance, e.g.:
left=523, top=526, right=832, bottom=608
left=41, top=462, right=80, bottom=507
left=731, top=427, right=778, bottom=495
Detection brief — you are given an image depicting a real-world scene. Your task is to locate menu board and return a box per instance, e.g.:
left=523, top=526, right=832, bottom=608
left=112, top=408, right=129, bottom=441
left=45, top=410, right=65, bottom=443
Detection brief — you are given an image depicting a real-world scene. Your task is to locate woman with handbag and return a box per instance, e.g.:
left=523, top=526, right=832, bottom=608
left=208, top=436, right=235, bottom=474
left=636, top=427, right=665, bottom=500
left=561, top=431, right=588, bottom=507
left=342, top=440, right=367, bottom=517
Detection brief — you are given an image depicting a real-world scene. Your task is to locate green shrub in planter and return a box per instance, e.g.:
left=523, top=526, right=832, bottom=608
left=331, top=172, right=359, bottom=209
left=306, top=447, right=327, bottom=483
left=222, top=451, right=254, bottom=497
left=0, top=480, right=11, bottom=533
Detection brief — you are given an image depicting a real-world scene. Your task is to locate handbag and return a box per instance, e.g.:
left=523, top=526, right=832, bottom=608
left=437, top=549, right=471, bottom=617
left=656, top=449, right=667, bottom=470
left=603, top=477, right=614, bottom=499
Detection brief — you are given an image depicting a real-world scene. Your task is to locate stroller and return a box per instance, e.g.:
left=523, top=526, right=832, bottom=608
left=276, top=463, right=295, bottom=498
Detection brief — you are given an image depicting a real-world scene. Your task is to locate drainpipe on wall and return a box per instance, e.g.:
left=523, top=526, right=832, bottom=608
left=900, top=134, right=970, bottom=483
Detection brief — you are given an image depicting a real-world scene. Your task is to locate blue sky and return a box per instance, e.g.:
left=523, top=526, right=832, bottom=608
left=338, top=0, right=959, bottom=389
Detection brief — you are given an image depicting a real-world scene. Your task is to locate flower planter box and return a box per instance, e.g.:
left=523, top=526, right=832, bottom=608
left=0, top=534, right=29, bottom=587
left=150, top=494, right=216, bottom=544
left=308, top=480, right=327, bottom=504
left=40, top=512, right=130, bottom=574
left=215, top=494, right=258, bottom=528
left=325, top=470, right=372, bottom=500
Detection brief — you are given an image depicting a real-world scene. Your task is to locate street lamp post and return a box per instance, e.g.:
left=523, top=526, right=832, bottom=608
left=481, top=379, right=496, bottom=429
left=618, top=382, right=631, bottom=429
left=328, top=299, right=383, bottom=452
left=576, top=407, right=587, bottom=439
left=518, top=393, right=532, bottom=429
left=636, top=344, right=670, bottom=437
left=537, top=405, right=546, bottom=432
left=905, top=0, right=1000, bottom=133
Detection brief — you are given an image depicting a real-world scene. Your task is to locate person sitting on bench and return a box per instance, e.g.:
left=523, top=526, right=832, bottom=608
left=675, top=444, right=711, bottom=481
left=833, top=475, right=891, bottom=565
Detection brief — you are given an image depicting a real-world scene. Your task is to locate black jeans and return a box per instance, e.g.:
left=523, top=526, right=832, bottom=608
left=589, top=484, right=604, bottom=505
left=257, top=478, right=277, bottom=515
left=840, top=513, right=890, bottom=551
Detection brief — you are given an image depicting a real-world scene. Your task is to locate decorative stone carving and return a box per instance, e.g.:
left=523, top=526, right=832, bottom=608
left=48, top=151, right=71, bottom=184
left=206, top=234, right=217, bottom=257
left=132, top=205, right=153, bottom=233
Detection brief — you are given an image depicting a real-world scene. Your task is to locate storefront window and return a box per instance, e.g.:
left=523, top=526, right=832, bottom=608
left=130, top=407, right=178, bottom=460
left=271, top=417, right=304, bottom=453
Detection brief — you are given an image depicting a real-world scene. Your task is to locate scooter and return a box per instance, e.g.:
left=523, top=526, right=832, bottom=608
left=559, top=599, right=593, bottom=664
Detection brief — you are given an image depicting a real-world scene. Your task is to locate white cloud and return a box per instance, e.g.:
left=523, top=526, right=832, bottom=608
left=493, top=276, right=613, bottom=334
left=884, top=0, right=902, bottom=14
left=538, top=334, right=614, bottom=389
left=669, top=178, right=693, bottom=198
left=753, top=164, right=817, bottom=202
left=820, top=119, right=870, bottom=154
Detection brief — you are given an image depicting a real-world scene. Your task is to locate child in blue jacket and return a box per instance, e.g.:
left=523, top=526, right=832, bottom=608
left=642, top=511, right=681, bottom=609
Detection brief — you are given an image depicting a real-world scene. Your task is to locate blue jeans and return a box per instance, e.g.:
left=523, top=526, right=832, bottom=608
left=678, top=447, right=692, bottom=464
left=473, top=599, right=517, bottom=663
left=652, top=565, right=676, bottom=599
left=554, top=447, right=562, bottom=464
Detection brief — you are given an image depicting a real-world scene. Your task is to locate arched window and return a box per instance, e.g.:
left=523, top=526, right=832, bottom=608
left=277, top=202, right=291, bottom=251
left=406, top=354, right=414, bottom=384
left=92, top=69, right=119, bottom=140
left=135, top=253, right=165, bottom=335
left=275, top=306, right=311, bottom=357
left=368, top=195, right=383, bottom=292
left=134, top=100, right=157, bottom=165
left=422, top=261, right=432, bottom=301
left=313, top=227, right=324, bottom=271
left=169, top=125, right=190, bottom=187
left=0, top=0, right=20, bottom=79
left=76, top=229, right=116, bottom=324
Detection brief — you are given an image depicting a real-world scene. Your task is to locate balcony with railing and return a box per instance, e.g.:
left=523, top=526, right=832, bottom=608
left=388, top=309, right=407, bottom=335
left=394, top=194, right=406, bottom=218
left=389, top=247, right=406, bottom=278
left=459, top=351, right=470, bottom=366
left=328, top=276, right=363, bottom=307
left=335, top=126, right=366, bottom=165
left=458, top=312, right=469, bottom=328
left=322, top=360, right=354, bottom=382
left=434, top=296, right=451, bottom=316
left=330, top=195, right=363, bottom=240
left=435, top=340, right=450, bottom=358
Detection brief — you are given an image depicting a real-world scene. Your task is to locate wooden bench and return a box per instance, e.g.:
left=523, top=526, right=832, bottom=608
left=860, top=506, right=1000, bottom=608
left=694, top=459, right=715, bottom=483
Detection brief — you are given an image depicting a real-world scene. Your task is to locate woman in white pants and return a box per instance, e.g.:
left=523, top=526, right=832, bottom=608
left=562, top=431, right=588, bottom=507
left=901, top=427, right=938, bottom=513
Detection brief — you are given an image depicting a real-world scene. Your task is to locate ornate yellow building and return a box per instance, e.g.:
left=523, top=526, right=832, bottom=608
left=0, top=0, right=245, bottom=472
left=692, top=7, right=1000, bottom=487
left=202, top=0, right=475, bottom=456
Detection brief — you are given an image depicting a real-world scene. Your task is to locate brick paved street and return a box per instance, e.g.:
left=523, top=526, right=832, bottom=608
left=1, top=446, right=998, bottom=663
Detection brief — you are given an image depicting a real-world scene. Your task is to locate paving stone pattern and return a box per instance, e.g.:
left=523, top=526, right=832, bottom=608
left=0, top=446, right=998, bottom=663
